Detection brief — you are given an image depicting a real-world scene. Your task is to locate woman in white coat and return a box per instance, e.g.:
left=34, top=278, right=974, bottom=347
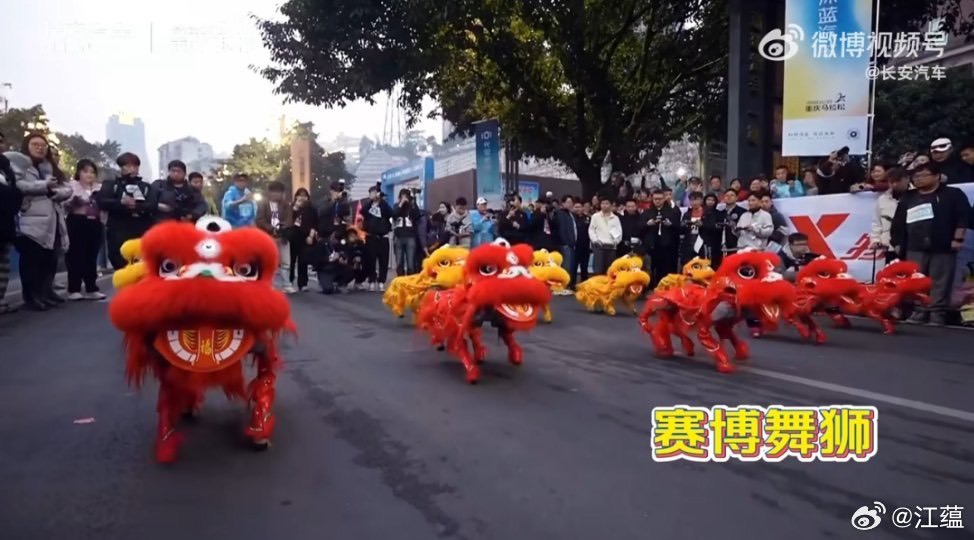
left=8, top=133, right=71, bottom=310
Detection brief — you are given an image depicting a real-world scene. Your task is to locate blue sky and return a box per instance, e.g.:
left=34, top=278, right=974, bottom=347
left=1, top=0, right=440, bottom=171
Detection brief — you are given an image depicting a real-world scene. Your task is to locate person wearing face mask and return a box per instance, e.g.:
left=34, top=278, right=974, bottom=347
left=870, top=167, right=910, bottom=264
left=96, top=152, right=156, bottom=270
left=8, top=133, right=72, bottom=311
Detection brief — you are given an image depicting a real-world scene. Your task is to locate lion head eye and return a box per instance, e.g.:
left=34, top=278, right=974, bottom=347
left=818, top=271, right=832, bottom=279
left=895, top=272, right=907, bottom=279
left=438, top=259, right=451, bottom=267
left=737, top=265, right=756, bottom=279
left=479, top=265, right=497, bottom=277
left=233, top=262, right=260, bottom=280
left=158, top=259, right=180, bottom=277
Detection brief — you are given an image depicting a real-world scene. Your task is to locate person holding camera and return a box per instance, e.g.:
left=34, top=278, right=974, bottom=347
left=97, top=152, right=156, bottom=270
left=361, top=185, right=393, bottom=291
left=815, top=146, right=865, bottom=195
left=497, top=193, right=529, bottom=245
left=152, top=160, right=207, bottom=224
left=256, top=181, right=295, bottom=293
left=392, top=188, right=421, bottom=275
left=317, top=180, right=351, bottom=239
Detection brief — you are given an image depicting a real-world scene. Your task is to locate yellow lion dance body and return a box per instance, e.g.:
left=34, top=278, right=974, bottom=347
left=382, top=245, right=468, bottom=320
left=575, top=254, right=651, bottom=316
left=654, top=257, right=715, bottom=292
left=112, top=239, right=147, bottom=289
left=529, top=249, right=571, bottom=323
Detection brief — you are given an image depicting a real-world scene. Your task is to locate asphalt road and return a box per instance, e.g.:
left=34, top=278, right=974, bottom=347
left=1, top=290, right=972, bottom=540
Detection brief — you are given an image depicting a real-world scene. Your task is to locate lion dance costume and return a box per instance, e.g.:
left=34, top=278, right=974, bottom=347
left=654, top=257, right=715, bottom=292
left=529, top=249, right=571, bottom=323
left=112, top=239, right=146, bottom=289
left=835, top=259, right=932, bottom=334
left=109, top=217, right=294, bottom=463
left=382, top=245, right=468, bottom=320
left=575, top=254, right=650, bottom=316
left=417, top=238, right=551, bottom=384
left=638, top=251, right=795, bottom=373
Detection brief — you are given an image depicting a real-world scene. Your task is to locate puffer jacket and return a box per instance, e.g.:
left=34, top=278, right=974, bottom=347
left=6, top=152, right=70, bottom=251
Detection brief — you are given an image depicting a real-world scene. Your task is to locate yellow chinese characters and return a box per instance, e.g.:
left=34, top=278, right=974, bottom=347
left=651, top=405, right=878, bottom=463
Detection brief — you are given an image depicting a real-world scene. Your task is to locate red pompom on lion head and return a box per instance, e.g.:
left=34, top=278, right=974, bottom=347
left=462, top=238, right=552, bottom=330
left=109, top=217, right=292, bottom=338
left=711, top=250, right=796, bottom=322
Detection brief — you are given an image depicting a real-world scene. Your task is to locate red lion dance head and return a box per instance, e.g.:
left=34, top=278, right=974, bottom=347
left=795, top=257, right=862, bottom=305
left=109, top=217, right=293, bottom=462
left=461, top=239, right=552, bottom=331
left=711, top=250, right=796, bottom=323
left=875, top=260, right=933, bottom=297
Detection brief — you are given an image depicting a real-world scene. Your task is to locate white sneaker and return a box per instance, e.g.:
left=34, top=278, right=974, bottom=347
left=84, top=292, right=107, bottom=300
left=368, top=282, right=377, bottom=292
left=283, top=286, right=298, bottom=294
left=67, top=292, right=84, bottom=301
left=378, top=282, right=386, bottom=292
left=358, top=282, right=370, bottom=291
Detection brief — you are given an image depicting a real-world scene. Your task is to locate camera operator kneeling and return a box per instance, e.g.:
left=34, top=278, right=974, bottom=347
left=312, top=228, right=367, bottom=294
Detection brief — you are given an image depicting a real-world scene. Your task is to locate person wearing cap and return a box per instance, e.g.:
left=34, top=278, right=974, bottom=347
left=96, top=152, right=157, bottom=269
left=469, top=196, right=495, bottom=248
left=221, top=173, right=256, bottom=228
left=360, top=185, right=393, bottom=291
left=929, top=137, right=974, bottom=185
left=891, top=161, right=971, bottom=326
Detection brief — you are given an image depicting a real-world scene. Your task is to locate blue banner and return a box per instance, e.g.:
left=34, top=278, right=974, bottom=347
left=475, top=119, right=502, bottom=208
left=518, top=181, right=540, bottom=204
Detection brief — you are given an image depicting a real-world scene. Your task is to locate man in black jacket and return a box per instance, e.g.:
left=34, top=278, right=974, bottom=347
left=720, top=188, right=747, bottom=258
left=0, top=131, right=22, bottom=313
left=572, top=201, right=591, bottom=288
left=618, top=199, right=643, bottom=257
left=96, top=152, right=157, bottom=270
left=497, top=194, right=529, bottom=244
left=391, top=188, right=421, bottom=275
left=641, top=190, right=682, bottom=286
left=528, top=198, right=555, bottom=250
left=317, top=181, right=351, bottom=240
left=553, top=195, right=577, bottom=291
left=152, top=160, right=207, bottom=223
left=360, top=185, right=393, bottom=291
left=891, top=161, right=971, bottom=326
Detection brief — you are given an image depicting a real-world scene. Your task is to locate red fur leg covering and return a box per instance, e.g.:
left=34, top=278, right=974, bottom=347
left=245, top=354, right=278, bottom=443
left=470, top=328, right=487, bottom=364
left=653, top=311, right=676, bottom=358
left=699, top=324, right=733, bottom=373
left=500, top=329, right=523, bottom=366
left=451, top=334, right=480, bottom=384
left=787, top=314, right=811, bottom=341
left=155, top=379, right=185, bottom=463
left=829, top=312, right=852, bottom=329
left=715, top=321, right=749, bottom=361
left=868, top=309, right=896, bottom=335
left=803, top=315, right=826, bottom=344
left=672, top=322, right=695, bottom=357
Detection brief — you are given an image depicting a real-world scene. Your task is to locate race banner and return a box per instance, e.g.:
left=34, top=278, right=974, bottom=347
left=780, top=0, right=872, bottom=156
left=773, top=184, right=974, bottom=296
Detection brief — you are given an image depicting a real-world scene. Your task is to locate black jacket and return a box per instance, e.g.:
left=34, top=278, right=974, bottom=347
left=553, top=208, right=577, bottom=248
left=574, top=213, right=591, bottom=251
left=938, top=155, right=974, bottom=185
left=391, top=201, right=421, bottom=239
left=290, top=201, right=319, bottom=241
left=360, top=198, right=393, bottom=237
left=317, top=197, right=352, bottom=238
left=619, top=211, right=643, bottom=250
left=640, top=204, right=682, bottom=250
left=96, top=175, right=157, bottom=234
left=151, top=178, right=207, bottom=222
left=892, top=183, right=970, bottom=254
left=497, top=208, right=529, bottom=244
left=0, top=154, right=21, bottom=243
left=528, top=210, right=555, bottom=250
left=722, top=205, right=747, bottom=251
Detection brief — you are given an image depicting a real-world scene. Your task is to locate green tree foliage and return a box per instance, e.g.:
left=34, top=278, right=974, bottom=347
left=0, top=105, right=50, bottom=150
left=873, top=68, right=974, bottom=162
left=220, top=123, right=354, bottom=201
left=1, top=105, right=120, bottom=174
left=56, top=133, right=121, bottom=170
left=257, top=0, right=729, bottom=197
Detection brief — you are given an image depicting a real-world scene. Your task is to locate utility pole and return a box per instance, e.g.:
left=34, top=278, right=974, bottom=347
left=0, top=82, right=11, bottom=114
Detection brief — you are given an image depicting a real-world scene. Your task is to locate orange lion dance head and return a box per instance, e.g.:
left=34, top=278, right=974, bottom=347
left=462, top=239, right=552, bottom=331
left=711, top=250, right=796, bottom=323
left=109, top=217, right=293, bottom=381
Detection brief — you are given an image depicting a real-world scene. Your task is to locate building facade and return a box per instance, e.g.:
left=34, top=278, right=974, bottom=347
left=157, top=136, right=215, bottom=177
left=106, top=113, right=150, bottom=176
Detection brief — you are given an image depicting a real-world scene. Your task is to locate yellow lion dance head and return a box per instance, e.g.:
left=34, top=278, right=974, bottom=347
left=530, top=249, right=570, bottom=292
left=422, top=245, right=469, bottom=288
left=112, top=239, right=147, bottom=289
left=607, top=255, right=651, bottom=298
left=682, top=257, right=715, bottom=283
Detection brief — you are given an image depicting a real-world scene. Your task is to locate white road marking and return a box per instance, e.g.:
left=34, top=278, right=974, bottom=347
left=745, top=366, right=974, bottom=423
